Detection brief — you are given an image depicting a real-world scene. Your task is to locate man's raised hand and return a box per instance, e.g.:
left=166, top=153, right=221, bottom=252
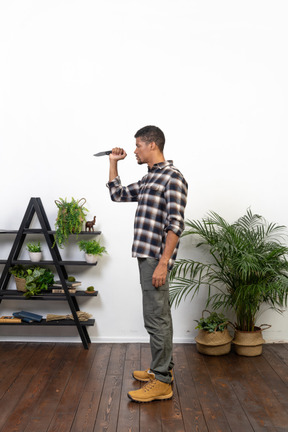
left=110, top=148, right=127, bottom=161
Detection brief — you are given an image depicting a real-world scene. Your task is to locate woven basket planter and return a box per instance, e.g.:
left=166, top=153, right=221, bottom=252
left=233, top=325, right=270, bottom=357
left=14, top=276, right=27, bottom=292
left=195, top=328, right=233, bottom=356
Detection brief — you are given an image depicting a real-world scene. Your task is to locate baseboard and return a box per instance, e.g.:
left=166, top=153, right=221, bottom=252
left=0, top=336, right=287, bottom=344
left=0, top=335, right=195, bottom=344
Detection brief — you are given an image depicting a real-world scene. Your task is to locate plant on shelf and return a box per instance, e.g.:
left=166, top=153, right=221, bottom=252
left=9, top=265, right=29, bottom=291
left=86, top=285, right=95, bottom=293
left=67, top=276, right=76, bottom=282
left=169, top=209, right=288, bottom=355
left=9, top=265, right=54, bottom=298
left=26, top=241, right=42, bottom=262
left=78, top=239, right=107, bottom=263
left=9, top=265, right=28, bottom=279
left=54, top=197, right=88, bottom=248
left=26, top=241, right=41, bottom=253
left=25, top=267, right=54, bottom=298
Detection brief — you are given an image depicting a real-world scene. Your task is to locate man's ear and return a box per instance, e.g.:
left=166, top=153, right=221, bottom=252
left=150, top=141, right=157, bottom=151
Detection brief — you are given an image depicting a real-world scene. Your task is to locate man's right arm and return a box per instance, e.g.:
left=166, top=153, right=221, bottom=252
left=109, top=147, right=127, bottom=182
left=107, top=147, right=139, bottom=202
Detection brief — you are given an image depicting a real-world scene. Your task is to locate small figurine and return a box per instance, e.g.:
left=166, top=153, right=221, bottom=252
left=85, top=216, right=96, bottom=232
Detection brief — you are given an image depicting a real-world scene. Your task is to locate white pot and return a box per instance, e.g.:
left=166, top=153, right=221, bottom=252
left=85, top=253, right=98, bottom=264
left=29, top=251, right=42, bottom=262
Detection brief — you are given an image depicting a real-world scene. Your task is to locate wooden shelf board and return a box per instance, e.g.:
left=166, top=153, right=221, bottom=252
left=9, top=260, right=98, bottom=266
left=0, top=290, right=98, bottom=300
left=0, top=318, right=95, bottom=326
left=0, top=230, right=101, bottom=235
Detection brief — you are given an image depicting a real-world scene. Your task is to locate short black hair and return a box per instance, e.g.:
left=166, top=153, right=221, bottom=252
left=134, top=125, right=165, bottom=153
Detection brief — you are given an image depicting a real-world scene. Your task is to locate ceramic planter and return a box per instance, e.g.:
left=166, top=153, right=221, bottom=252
left=29, top=251, right=42, bottom=262
left=85, top=253, right=98, bottom=264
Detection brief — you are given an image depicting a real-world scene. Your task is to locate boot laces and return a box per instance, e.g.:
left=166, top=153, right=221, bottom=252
left=143, top=379, right=157, bottom=392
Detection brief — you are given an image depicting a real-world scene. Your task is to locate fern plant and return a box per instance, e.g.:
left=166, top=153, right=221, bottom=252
left=78, top=239, right=107, bottom=256
left=54, top=197, right=88, bottom=248
left=170, top=210, right=288, bottom=331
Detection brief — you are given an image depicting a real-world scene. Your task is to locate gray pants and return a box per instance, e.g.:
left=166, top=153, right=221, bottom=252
left=138, top=258, right=174, bottom=384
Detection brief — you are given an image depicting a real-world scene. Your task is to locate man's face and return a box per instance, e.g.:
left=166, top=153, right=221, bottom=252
left=134, top=137, right=151, bottom=165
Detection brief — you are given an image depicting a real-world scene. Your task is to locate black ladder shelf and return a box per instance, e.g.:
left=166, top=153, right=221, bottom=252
left=0, top=197, right=100, bottom=349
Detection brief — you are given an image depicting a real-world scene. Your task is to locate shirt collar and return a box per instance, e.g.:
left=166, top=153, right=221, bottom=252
left=148, top=160, right=173, bottom=172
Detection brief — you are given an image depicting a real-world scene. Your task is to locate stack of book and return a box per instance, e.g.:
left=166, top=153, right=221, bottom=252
left=0, top=316, right=22, bottom=323
left=52, top=280, right=81, bottom=294
left=12, top=311, right=43, bottom=323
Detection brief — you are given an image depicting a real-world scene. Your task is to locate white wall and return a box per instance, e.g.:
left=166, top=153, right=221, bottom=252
left=0, top=0, right=287, bottom=343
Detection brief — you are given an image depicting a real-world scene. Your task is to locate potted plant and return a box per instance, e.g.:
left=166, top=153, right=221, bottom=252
left=194, top=310, right=232, bottom=355
left=26, top=241, right=42, bottom=262
left=54, top=197, right=88, bottom=248
left=78, top=239, right=107, bottom=264
left=170, top=210, right=288, bottom=356
left=9, top=265, right=29, bottom=292
left=9, top=265, right=54, bottom=297
left=86, top=285, right=95, bottom=294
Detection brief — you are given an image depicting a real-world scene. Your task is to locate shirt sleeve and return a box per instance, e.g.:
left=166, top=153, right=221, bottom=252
left=107, top=176, right=140, bottom=202
left=164, top=173, right=188, bottom=237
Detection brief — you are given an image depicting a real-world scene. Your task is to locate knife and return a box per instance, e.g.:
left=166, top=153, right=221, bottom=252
left=94, top=150, right=112, bottom=157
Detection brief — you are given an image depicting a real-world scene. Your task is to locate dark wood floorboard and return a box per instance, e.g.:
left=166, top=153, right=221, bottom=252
left=1, top=343, right=288, bottom=432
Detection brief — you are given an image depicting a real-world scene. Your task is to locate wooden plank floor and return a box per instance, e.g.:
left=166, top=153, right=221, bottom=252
left=0, top=343, right=288, bottom=431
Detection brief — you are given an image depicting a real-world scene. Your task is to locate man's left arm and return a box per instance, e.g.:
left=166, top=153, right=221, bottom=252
left=152, top=173, right=188, bottom=288
left=152, top=230, right=180, bottom=288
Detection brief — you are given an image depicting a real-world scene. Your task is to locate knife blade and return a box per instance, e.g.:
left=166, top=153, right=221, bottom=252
left=94, top=150, right=112, bottom=157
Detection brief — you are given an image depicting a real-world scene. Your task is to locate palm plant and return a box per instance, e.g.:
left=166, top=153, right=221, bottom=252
left=170, top=209, right=288, bottom=331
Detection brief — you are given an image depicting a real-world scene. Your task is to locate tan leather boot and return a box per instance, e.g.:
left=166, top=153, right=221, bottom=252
left=132, top=369, right=174, bottom=382
left=128, top=378, right=173, bottom=402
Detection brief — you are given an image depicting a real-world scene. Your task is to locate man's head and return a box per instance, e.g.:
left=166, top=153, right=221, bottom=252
left=134, top=125, right=166, bottom=167
left=134, top=126, right=165, bottom=153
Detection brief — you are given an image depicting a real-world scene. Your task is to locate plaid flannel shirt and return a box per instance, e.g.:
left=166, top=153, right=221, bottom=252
left=107, top=160, right=188, bottom=269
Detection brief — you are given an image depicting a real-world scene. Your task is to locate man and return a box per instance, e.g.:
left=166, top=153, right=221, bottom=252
left=107, top=125, right=188, bottom=402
